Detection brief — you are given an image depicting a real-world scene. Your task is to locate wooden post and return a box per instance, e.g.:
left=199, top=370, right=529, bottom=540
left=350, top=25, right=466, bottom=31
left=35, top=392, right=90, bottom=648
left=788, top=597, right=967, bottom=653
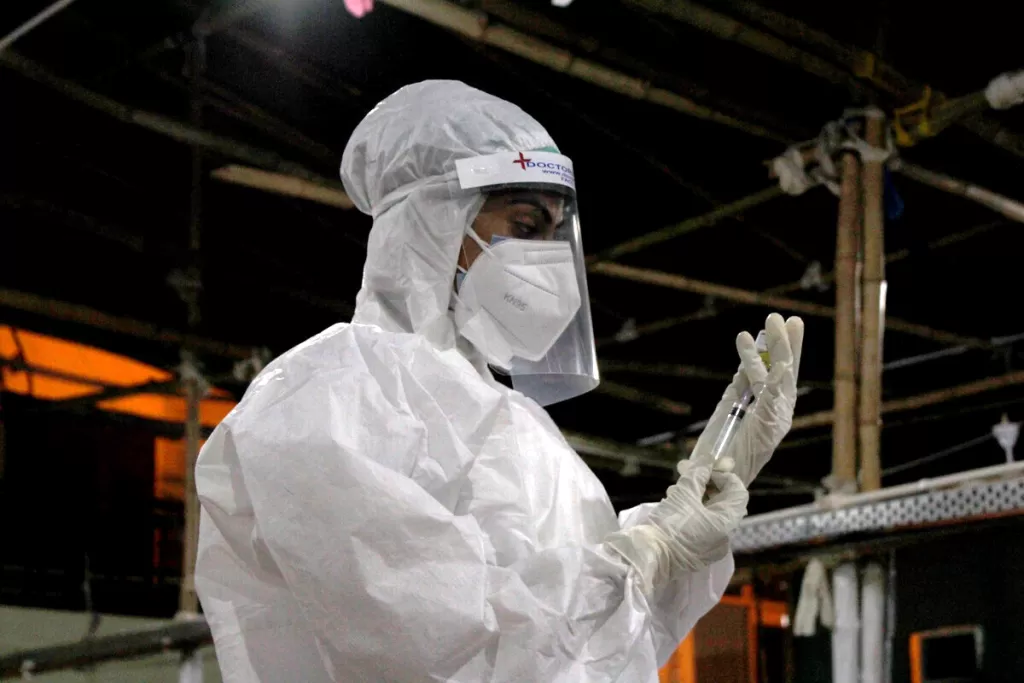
left=859, top=113, right=886, bottom=491
left=178, top=35, right=205, bottom=618
left=180, top=355, right=203, bottom=615
left=833, top=152, right=861, bottom=491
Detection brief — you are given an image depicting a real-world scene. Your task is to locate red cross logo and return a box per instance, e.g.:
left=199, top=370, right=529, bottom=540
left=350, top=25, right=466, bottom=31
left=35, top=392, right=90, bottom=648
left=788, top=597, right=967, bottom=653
left=513, top=152, right=532, bottom=170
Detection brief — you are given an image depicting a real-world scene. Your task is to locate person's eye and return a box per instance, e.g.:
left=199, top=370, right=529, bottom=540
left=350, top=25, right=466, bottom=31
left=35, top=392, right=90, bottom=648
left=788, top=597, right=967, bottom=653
left=512, top=221, right=541, bottom=238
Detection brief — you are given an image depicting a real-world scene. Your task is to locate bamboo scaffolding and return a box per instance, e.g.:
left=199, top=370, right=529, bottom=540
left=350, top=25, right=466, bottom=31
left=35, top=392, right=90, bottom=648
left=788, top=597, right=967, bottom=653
left=0, top=288, right=254, bottom=359
left=895, top=162, right=1024, bottom=225
left=597, top=381, right=692, bottom=416
left=179, top=39, right=205, bottom=618
left=833, top=153, right=861, bottom=491
left=599, top=219, right=1002, bottom=347
left=211, top=165, right=354, bottom=208
left=788, top=371, right=1024, bottom=433
left=0, top=0, right=78, bottom=52
left=625, top=0, right=1024, bottom=159
left=476, top=0, right=802, bottom=140
left=601, top=360, right=734, bottom=382
left=378, top=0, right=787, bottom=142
left=0, top=52, right=342, bottom=192
left=152, top=70, right=338, bottom=165
left=589, top=262, right=988, bottom=348
left=586, top=186, right=785, bottom=264
left=859, top=117, right=886, bottom=492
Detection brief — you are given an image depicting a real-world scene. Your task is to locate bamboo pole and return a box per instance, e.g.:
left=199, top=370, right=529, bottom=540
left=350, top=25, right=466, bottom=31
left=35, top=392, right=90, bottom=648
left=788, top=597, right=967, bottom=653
left=589, top=262, right=989, bottom=349
left=586, top=186, right=785, bottom=264
left=180, top=354, right=203, bottom=615
left=600, top=360, right=834, bottom=392
left=377, top=0, right=788, bottom=143
left=0, top=51, right=343, bottom=192
left=832, top=153, right=861, bottom=491
left=476, top=0, right=802, bottom=141
left=0, top=288, right=253, bottom=359
left=626, top=0, right=859, bottom=89
left=601, top=360, right=734, bottom=382
left=859, top=116, right=886, bottom=492
left=713, top=0, right=911, bottom=93
left=596, top=380, right=692, bottom=416
left=788, top=370, right=1024, bottom=434
left=895, top=162, right=1024, bottom=224
left=178, top=38, right=205, bottom=618
left=601, top=220, right=1002, bottom=347
left=0, top=0, right=78, bottom=51
left=152, top=69, right=338, bottom=165
left=625, top=0, right=1024, bottom=159
left=211, top=165, right=354, bottom=209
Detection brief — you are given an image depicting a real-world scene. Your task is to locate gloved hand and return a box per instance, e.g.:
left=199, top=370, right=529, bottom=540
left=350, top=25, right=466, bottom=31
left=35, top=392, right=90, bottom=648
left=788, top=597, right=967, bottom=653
left=604, top=461, right=748, bottom=597
left=690, top=313, right=804, bottom=486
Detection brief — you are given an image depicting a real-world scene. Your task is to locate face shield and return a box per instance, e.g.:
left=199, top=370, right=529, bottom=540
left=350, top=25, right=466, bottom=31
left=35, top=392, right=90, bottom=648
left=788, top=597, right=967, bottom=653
left=450, top=151, right=599, bottom=406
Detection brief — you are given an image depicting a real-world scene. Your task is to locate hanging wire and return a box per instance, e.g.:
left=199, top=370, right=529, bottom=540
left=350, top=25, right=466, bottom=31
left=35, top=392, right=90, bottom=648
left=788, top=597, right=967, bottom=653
left=881, top=433, right=994, bottom=477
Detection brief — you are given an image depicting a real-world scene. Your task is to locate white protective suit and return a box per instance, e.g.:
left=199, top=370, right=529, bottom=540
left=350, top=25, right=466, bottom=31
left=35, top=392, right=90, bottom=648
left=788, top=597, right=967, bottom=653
left=195, top=80, right=733, bottom=682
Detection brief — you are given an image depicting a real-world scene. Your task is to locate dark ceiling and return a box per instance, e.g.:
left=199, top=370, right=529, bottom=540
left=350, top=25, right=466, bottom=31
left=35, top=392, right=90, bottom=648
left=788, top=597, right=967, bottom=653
left=3, top=0, right=1024, bottom=514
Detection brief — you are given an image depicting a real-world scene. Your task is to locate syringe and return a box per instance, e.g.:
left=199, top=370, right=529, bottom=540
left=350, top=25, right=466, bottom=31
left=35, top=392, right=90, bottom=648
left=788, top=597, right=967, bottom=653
left=708, top=330, right=770, bottom=463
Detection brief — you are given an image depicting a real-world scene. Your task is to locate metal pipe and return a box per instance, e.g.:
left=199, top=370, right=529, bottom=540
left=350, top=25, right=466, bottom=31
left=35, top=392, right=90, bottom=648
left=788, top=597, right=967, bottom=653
left=0, top=0, right=79, bottom=52
left=859, top=116, right=886, bottom=492
left=894, top=161, right=1024, bottom=224
left=833, top=153, right=861, bottom=492
left=378, top=0, right=787, bottom=142
left=589, top=261, right=989, bottom=349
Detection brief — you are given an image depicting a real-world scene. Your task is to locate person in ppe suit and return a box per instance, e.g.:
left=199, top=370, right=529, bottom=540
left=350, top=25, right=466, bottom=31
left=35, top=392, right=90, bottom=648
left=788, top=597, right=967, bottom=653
left=195, top=80, right=805, bottom=682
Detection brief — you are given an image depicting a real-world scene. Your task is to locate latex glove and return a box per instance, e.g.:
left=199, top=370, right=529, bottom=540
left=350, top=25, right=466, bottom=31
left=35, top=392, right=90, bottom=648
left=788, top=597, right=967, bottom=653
left=690, top=313, right=804, bottom=486
left=604, top=462, right=748, bottom=597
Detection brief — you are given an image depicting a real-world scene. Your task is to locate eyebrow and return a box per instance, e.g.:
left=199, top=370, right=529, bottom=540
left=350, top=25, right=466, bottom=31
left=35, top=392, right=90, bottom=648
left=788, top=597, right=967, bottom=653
left=504, top=197, right=563, bottom=228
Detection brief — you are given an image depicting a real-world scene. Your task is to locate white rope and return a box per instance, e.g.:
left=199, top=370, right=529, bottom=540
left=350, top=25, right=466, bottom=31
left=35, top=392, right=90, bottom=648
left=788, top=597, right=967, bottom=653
left=179, top=352, right=211, bottom=398
left=985, top=70, right=1024, bottom=110
left=771, top=108, right=894, bottom=196
left=794, top=558, right=835, bottom=636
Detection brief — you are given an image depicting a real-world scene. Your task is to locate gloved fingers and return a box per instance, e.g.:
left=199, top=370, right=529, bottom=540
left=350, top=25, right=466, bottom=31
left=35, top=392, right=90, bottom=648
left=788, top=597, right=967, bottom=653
left=764, top=313, right=793, bottom=380
left=707, top=470, right=750, bottom=519
left=785, top=316, right=805, bottom=381
left=764, top=356, right=796, bottom=400
left=714, top=456, right=735, bottom=474
left=736, top=331, right=768, bottom=386
left=719, top=367, right=749, bottom=404
left=676, top=463, right=713, bottom=498
left=676, top=458, right=694, bottom=478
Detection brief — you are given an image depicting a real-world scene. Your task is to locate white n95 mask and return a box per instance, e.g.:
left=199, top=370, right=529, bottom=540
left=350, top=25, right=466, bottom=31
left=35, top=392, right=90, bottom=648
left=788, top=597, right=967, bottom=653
left=454, top=230, right=582, bottom=368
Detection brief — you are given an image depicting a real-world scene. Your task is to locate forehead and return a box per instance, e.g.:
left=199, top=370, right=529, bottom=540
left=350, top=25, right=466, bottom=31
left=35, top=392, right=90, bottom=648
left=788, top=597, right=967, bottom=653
left=485, top=189, right=568, bottom=212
